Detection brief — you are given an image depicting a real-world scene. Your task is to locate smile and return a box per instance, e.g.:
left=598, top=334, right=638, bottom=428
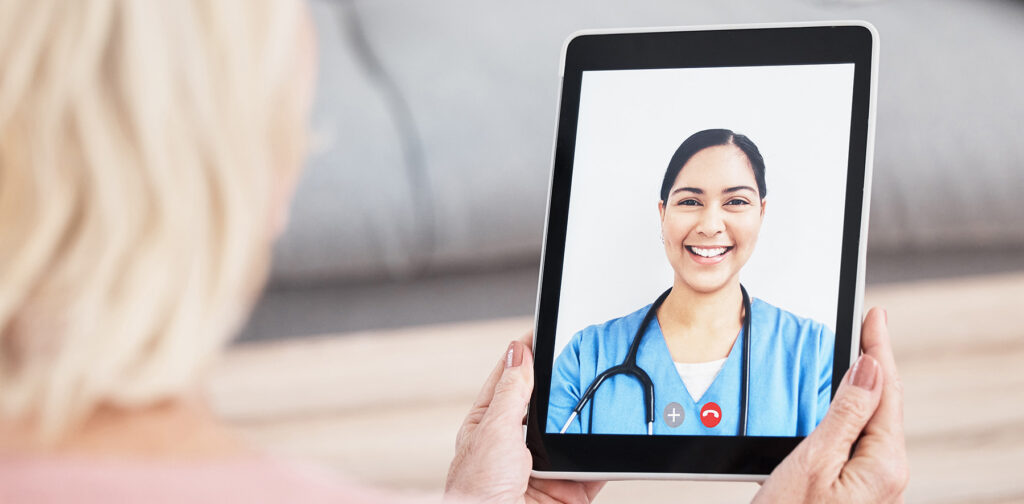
left=685, top=245, right=734, bottom=258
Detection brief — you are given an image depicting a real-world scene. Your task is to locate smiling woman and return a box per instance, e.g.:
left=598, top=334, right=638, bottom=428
left=547, top=129, right=835, bottom=437
left=658, top=130, right=766, bottom=297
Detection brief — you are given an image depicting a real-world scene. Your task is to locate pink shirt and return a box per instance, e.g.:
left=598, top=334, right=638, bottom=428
left=0, top=455, right=439, bottom=503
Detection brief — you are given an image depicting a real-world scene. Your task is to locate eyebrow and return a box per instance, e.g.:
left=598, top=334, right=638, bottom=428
left=670, top=185, right=757, bottom=196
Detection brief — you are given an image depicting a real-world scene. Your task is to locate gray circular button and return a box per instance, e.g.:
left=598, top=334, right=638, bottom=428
left=663, top=402, right=685, bottom=428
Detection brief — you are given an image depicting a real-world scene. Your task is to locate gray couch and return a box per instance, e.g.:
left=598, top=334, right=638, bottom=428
left=240, top=0, right=1024, bottom=341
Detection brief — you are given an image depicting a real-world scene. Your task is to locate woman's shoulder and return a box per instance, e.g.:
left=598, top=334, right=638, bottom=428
left=0, top=455, right=431, bottom=504
left=571, top=304, right=652, bottom=346
left=750, top=297, right=834, bottom=338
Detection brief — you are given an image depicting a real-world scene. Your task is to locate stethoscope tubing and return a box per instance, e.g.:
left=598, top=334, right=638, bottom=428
left=559, top=285, right=752, bottom=435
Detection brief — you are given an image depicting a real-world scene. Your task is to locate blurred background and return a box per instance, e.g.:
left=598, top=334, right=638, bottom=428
left=212, top=0, right=1024, bottom=502
left=241, top=0, right=1024, bottom=341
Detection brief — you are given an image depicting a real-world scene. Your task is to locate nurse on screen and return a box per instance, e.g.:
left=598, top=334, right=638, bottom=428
left=547, top=129, right=835, bottom=436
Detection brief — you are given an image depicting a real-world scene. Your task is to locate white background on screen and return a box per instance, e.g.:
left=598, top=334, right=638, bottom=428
left=553, top=63, right=855, bottom=356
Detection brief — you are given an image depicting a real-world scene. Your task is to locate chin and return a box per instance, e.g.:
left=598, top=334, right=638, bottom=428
left=677, top=273, right=734, bottom=294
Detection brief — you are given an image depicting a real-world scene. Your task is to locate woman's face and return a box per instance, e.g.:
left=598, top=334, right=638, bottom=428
left=658, top=144, right=766, bottom=295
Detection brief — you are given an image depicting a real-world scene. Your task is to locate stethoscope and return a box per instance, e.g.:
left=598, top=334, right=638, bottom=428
left=559, top=285, right=752, bottom=435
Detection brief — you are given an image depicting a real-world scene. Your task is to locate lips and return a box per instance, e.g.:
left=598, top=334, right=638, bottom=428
left=685, top=245, right=731, bottom=258
left=685, top=245, right=734, bottom=265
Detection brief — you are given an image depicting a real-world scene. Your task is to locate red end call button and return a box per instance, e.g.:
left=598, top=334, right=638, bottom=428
left=700, top=402, right=722, bottom=428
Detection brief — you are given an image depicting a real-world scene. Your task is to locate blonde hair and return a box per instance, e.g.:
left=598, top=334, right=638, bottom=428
left=0, top=0, right=308, bottom=438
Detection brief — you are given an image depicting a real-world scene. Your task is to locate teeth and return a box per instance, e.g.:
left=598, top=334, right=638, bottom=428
left=691, top=247, right=727, bottom=258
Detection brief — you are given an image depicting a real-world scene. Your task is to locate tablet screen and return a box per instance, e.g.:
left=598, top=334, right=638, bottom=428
left=547, top=64, right=853, bottom=437
left=528, top=24, right=876, bottom=476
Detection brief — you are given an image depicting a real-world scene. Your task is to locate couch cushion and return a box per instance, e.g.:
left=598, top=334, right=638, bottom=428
left=271, top=0, right=1024, bottom=285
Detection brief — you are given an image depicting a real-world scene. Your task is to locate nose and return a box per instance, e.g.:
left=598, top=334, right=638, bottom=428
left=695, top=206, right=725, bottom=237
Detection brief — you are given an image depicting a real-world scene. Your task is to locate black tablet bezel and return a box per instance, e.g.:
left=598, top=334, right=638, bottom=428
left=528, top=23, right=876, bottom=477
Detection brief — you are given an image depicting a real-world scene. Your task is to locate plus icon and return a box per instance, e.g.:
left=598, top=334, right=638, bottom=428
left=662, top=402, right=685, bottom=428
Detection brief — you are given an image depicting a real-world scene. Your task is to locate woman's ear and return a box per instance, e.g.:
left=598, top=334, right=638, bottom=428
left=658, top=200, right=668, bottom=244
left=760, top=198, right=767, bottom=219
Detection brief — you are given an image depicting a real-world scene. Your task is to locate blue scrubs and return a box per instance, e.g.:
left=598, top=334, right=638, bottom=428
left=547, top=297, right=834, bottom=436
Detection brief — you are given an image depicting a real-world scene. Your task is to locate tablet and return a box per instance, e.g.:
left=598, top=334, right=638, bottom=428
left=527, top=21, right=878, bottom=481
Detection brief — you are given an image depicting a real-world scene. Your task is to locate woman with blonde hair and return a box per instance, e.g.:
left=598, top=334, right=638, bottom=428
left=0, top=0, right=907, bottom=502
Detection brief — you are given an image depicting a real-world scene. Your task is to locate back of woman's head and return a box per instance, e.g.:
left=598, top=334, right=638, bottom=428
left=0, top=0, right=309, bottom=438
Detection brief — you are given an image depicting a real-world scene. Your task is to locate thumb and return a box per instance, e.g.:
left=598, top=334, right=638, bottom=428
left=805, top=354, right=883, bottom=458
left=484, top=341, right=535, bottom=425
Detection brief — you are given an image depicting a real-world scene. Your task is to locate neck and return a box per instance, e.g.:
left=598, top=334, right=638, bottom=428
left=656, top=279, right=744, bottom=363
left=661, top=280, right=743, bottom=331
left=0, top=395, right=252, bottom=460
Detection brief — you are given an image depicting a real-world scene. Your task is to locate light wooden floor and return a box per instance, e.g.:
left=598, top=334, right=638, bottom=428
left=208, top=272, right=1024, bottom=503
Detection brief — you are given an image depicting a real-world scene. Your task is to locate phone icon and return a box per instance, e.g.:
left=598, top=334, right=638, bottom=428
left=700, top=402, right=722, bottom=428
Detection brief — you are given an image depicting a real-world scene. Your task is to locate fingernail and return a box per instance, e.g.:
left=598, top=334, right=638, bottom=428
left=851, top=355, right=878, bottom=390
left=883, top=308, right=888, bottom=325
left=505, top=341, right=523, bottom=368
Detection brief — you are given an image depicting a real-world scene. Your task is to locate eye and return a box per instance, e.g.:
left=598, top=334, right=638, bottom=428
left=724, top=198, right=750, bottom=206
left=676, top=198, right=701, bottom=207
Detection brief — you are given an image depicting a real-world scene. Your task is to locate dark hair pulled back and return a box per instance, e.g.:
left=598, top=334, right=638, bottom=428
left=659, top=128, right=766, bottom=203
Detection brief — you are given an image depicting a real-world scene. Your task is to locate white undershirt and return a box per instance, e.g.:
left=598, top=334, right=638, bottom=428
left=674, top=358, right=728, bottom=403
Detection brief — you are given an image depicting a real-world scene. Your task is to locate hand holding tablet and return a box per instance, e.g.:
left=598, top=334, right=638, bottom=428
left=445, top=310, right=906, bottom=501
left=754, top=308, right=908, bottom=502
